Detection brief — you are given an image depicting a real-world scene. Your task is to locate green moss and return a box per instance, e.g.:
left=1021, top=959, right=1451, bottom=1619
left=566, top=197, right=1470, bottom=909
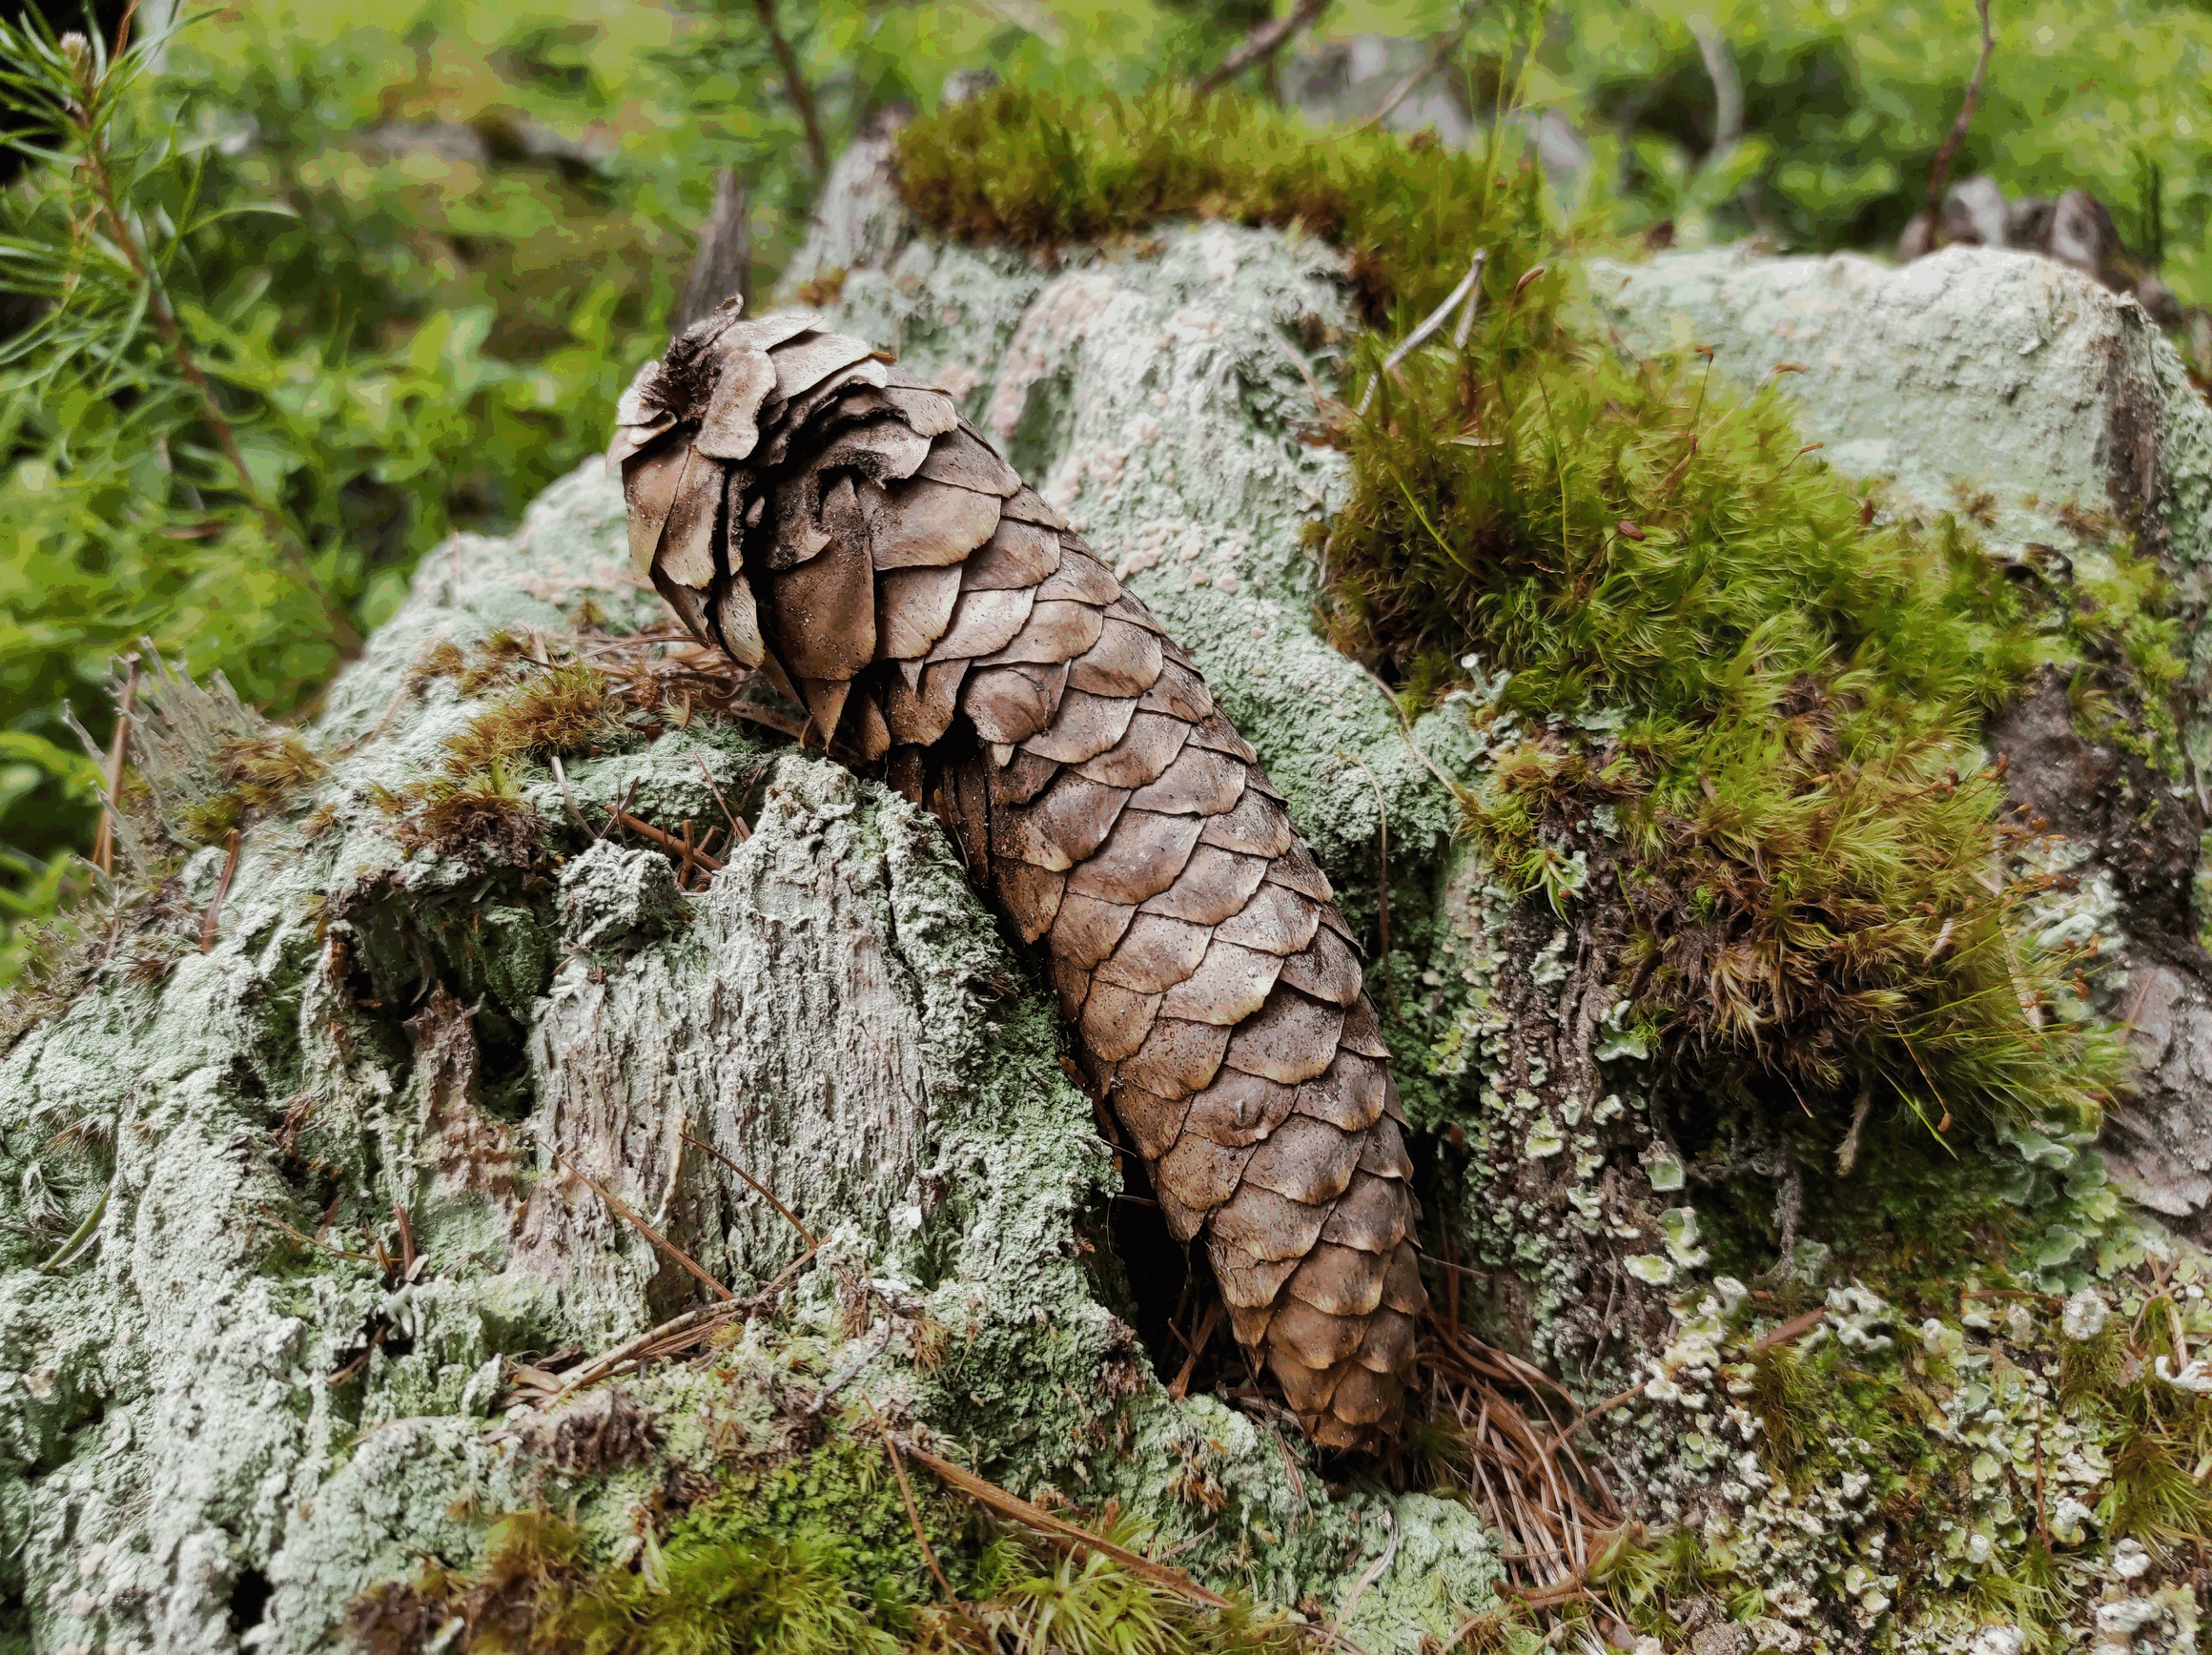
left=445, top=662, right=612, bottom=777
left=344, top=1432, right=1296, bottom=1655
left=177, top=734, right=330, bottom=844
left=2092, top=1304, right=2212, bottom=1543
left=877, top=84, right=2194, bottom=1648
left=1339, top=337, right=2123, bottom=1146
left=344, top=1510, right=901, bottom=1655
left=391, top=766, right=545, bottom=872
left=961, top=1522, right=1299, bottom=1655
left=1581, top=1524, right=1735, bottom=1644
left=893, top=85, right=1549, bottom=329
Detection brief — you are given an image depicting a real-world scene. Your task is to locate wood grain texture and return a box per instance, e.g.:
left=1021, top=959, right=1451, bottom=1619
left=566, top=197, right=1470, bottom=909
left=609, top=299, right=1424, bottom=1449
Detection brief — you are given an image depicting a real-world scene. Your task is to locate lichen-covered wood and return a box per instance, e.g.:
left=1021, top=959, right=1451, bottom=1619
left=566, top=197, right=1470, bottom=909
left=610, top=300, right=1424, bottom=1448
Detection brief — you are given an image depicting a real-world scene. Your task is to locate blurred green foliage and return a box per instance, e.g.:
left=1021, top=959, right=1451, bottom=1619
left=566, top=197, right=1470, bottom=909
left=1541, top=0, right=2212, bottom=292
left=0, top=0, right=2206, bottom=985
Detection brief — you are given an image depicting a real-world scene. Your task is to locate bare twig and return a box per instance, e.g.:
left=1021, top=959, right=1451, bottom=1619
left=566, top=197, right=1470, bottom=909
left=1354, top=8, right=1481, bottom=133
left=1922, top=0, right=1996, bottom=235
left=1753, top=1306, right=1827, bottom=1351
left=755, top=0, right=829, bottom=175
left=548, top=753, right=600, bottom=841
left=895, top=1435, right=1236, bottom=1609
left=1342, top=751, right=1399, bottom=1017
left=610, top=807, right=726, bottom=872
left=542, top=1301, right=745, bottom=1399
left=330, top=1325, right=386, bottom=1387
left=1337, top=1504, right=1398, bottom=1622
left=339, top=634, right=443, bottom=757
left=1355, top=661, right=1467, bottom=804
left=1197, top=0, right=1332, bottom=94
left=681, top=1131, right=815, bottom=1247
left=1544, top=1383, right=1642, bottom=1453
left=36, top=1177, right=111, bottom=1274
left=1836, top=1084, right=1874, bottom=1175
left=542, top=1139, right=734, bottom=1303
left=90, top=655, right=138, bottom=876
left=255, top=1203, right=372, bottom=1263
left=393, top=1200, right=417, bottom=1280
left=198, top=828, right=241, bottom=953
left=1357, top=248, right=1487, bottom=416
left=1687, top=17, right=1742, bottom=168
left=677, top=169, right=752, bottom=329
left=1168, top=1297, right=1223, bottom=1400
left=694, top=755, right=749, bottom=843
left=869, top=1400, right=962, bottom=1604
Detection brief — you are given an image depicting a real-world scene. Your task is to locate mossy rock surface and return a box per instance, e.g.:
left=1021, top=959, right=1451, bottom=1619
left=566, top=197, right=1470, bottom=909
left=10, top=113, right=2212, bottom=1655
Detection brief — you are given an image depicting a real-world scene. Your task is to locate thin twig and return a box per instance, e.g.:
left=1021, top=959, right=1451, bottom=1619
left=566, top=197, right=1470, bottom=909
left=1337, top=1504, right=1398, bottom=1621
left=36, top=1177, right=111, bottom=1273
left=549, top=753, right=600, bottom=841
left=255, top=1203, right=372, bottom=1264
left=1354, top=7, right=1480, bottom=133
left=393, top=1199, right=417, bottom=1280
left=544, top=1301, right=746, bottom=1399
left=340, top=634, right=440, bottom=757
left=727, top=699, right=811, bottom=740
left=1197, top=0, right=1332, bottom=93
left=1836, top=1084, right=1874, bottom=1175
left=198, top=828, right=241, bottom=953
left=1543, top=1384, right=1642, bottom=1454
left=90, top=655, right=138, bottom=876
left=1357, top=248, right=1487, bottom=417
left=682, top=1131, right=815, bottom=1247
left=1687, top=17, right=1742, bottom=169
left=1922, top=0, right=1996, bottom=236
left=869, top=1400, right=961, bottom=1603
left=542, top=1139, right=734, bottom=1303
left=1168, top=1297, right=1223, bottom=1400
left=330, top=1325, right=386, bottom=1387
left=678, top=170, right=752, bottom=329
left=1752, top=1306, right=1827, bottom=1351
left=1355, top=662, right=1467, bottom=803
left=895, top=1435, right=1236, bottom=1609
left=695, top=755, right=749, bottom=842
left=754, top=0, right=829, bottom=175
left=610, top=807, right=726, bottom=872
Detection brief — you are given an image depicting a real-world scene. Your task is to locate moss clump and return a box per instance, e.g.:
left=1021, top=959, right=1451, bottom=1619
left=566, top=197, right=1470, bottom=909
left=344, top=1511, right=900, bottom=1655
left=1581, top=1525, right=1740, bottom=1645
left=1338, top=341, right=2126, bottom=1146
left=961, top=1525, right=1298, bottom=1655
left=444, top=663, right=611, bottom=777
left=2084, top=1300, right=2212, bottom=1543
left=893, top=85, right=1547, bottom=327
left=178, top=734, right=330, bottom=844
left=344, top=1457, right=1296, bottom=1655
left=388, top=766, right=544, bottom=871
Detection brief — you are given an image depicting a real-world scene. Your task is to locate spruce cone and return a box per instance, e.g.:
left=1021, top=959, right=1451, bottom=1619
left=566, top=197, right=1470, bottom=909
left=610, top=300, right=1425, bottom=1448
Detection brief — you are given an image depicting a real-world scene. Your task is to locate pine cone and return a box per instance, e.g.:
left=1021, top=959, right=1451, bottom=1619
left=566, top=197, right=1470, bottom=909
left=611, top=301, right=1425, bottom=1449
